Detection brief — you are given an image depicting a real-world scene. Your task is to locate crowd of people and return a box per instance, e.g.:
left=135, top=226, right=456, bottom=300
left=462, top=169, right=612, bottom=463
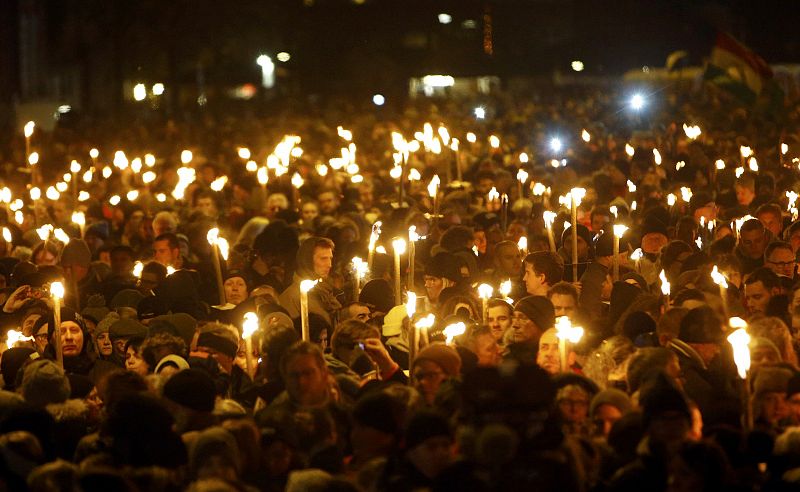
left=0, top=82, right=800, bottom=491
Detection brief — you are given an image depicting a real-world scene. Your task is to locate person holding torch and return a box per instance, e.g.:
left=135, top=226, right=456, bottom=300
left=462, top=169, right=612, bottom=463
left=278, top=237, right=342, bottom=327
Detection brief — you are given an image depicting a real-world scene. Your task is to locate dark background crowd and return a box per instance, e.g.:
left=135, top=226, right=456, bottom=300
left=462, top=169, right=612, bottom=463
left=1, top=76, right=800, bottom=492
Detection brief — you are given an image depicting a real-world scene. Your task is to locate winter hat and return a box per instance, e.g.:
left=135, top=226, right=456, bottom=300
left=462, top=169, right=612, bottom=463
left=590, top=388, right=633, bottom=417
left=609, top=282, right=642, bottom=327
left=265, top=311, right=294, bottom=331
left=154, top=355, right=190, bottom=374
left=136, top=295, right=168, bottom=319
left=80, top=295, right=110, bottom=325
left=109, top=289, right=145, bottom=310
left=59, top=240, right=92, bottom=268
left=1, top=347, right=36, bottom=391
left=95, top=312, right=120, bottom=335
left=20, top=360, right=70, bottom=408
left=641, top=213, right=669, bottom=239
left=223, top=269, right=250, bottom=290
left=622, top=311, right=657, bottom=342
left=594, top=230, right=629, bottom=257
left=786, top=373, right=800, bottom=399
left=404, top=410, right=452, bottom=450
left=109, top=318, right=147, bottom=340
left=162, top=368, right=217, bottom=412
left=514, top=296, right=555, bottom=330
left=639, top=373, right=690, bottom=427
left=32, top=307, right=86, bottom=341
left=353, top=392, right=404, bottom=437
left=621, top=272, right=648, bottom=291
left=679, top=306, right=723, bottom=344
left=189, top=427, right=241, bottom=478
left=424, top=252, right=462, bottom=283
left=154, top=313, right=197, bottom=347
left=359, top=279, right=395, bottom=314
left=412, top=344, right=462, bottom=377
left=561, top=224, right=594, bottom=251
left=753, top=367, right=794, bottom=399
left=382, top=305, right=407, bottom=338
left=196, top=325, right=239, bottom=359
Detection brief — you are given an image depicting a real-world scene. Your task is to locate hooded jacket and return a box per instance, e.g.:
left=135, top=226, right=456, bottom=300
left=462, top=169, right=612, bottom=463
left=278, top=238, right=343, bottom=326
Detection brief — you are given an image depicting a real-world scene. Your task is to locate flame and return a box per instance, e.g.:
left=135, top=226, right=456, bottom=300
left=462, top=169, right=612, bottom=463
left=392, top=237, right=406, bottom=255
left=6, top=330, right=34, bottom=349
left=443, top=322, right=466, bottom=344
left=300, top=279, right=319, bottom=293
left=727, top=324, right=751, bottom=379
left=659, top=270, right=670, bottom=296
left=50, top=281, right=65, bottom=299
left=499, top=279, right=512, bottom=298
left=210, top=176, right=228, bottom=191
left=132, top=261, right=143, bottom=278
left=477, top=283, right=493, bottom=299
left=710, top=265, right=728, bottom=289
left=406, top=292, right=417, bottom=318
left=243, top=312, right=259, bottom=339
left=555, top=316, right=584, bottom=343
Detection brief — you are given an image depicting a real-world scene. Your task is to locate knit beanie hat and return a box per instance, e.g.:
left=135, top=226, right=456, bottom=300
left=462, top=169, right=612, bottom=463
left=679, top=306, right=723, bottom=344
left=590, top=388, right=633, bottom=417
left=32, top=307, right=85, bottom=341
left=109, top=318, right=148, bottom=340
left=595, top=230, right=629, bottom=257
left=152, top=313, right=197, bottom=347
left=561, top=224, right=594, bottom=251
left=753, top=366, right=794, bottom=399
left=20, top=359, right=70, bottom=408
left=359, top=279, right=395, bottom=314
left=162, top=368, right=217, bottom=412
left=189, top=427, right=241, bottom=478
left=424, top=252, right=462, bottom=283
left=382, top=305, right=407, bottom=337
left=81, top=295, right=110, bottom=324
left=413, top=344, right=462, bottom=377
left=223, top=269, right=250, bottom=291
left=641, top=210, right=669, bottom=238
left=353, top=392, right=404, bottom=436
left=404, top=410, right=452, bottom=450
left=787, top=373, right=800, bottom=399
left=95, top=312, right=120, bottom=335
left=514, top=296, right=555, bottom=330
left=0, top=347, right=36, bottom=391
left=196, top=325, right=239, bottom=359
left=59, top=239, right=92, bottom=268
left=639, top=373, right=690, bottom=427
left=110, top=289, right=145, bottom=310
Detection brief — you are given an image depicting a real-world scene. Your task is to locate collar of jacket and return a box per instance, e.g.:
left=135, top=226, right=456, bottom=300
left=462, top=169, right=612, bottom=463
left=668, top=338, right=707, bottom=370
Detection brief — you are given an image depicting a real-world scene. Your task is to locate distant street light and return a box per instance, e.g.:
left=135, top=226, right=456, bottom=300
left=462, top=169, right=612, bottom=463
left=277, top=52, right=291, bottom=62
left=133, top=83, right=147, bottom=101
left=571, top=60, right=584, bottom=72
left=152, top=83, right=165, bottom=96
left=474, top=106, right=486, bottom=119
left=630, top=93, right=645, bottom=111
left=550, top=137, right=563, bottom=153
left=256, top=54, right=275, bottom=89
left=438, top=13, right=452, bottom=24
left=372, top=94, right=385, bottom=106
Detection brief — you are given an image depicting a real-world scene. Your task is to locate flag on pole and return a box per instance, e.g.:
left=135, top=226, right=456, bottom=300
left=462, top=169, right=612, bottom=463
left=704, top=32, right=774, bottom=105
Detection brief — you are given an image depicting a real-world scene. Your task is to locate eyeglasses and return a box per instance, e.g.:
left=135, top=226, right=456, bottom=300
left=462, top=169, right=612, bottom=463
left=768, top=260, right=795, bottom=268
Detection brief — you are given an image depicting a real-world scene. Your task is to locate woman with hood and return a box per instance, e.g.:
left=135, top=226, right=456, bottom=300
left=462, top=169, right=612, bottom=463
left=278, top=237, right=343, bottom=327
left=35, top=306, right=117, bottom=384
